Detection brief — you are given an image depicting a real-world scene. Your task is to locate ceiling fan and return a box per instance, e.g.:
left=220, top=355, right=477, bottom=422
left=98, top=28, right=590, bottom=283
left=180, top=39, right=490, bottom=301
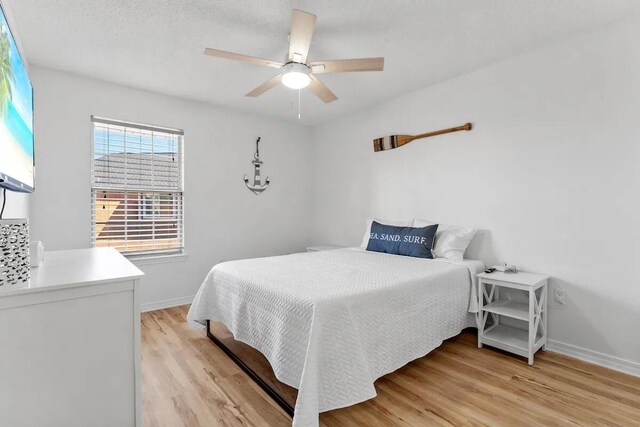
left=203, top=9, right=384, bottom=103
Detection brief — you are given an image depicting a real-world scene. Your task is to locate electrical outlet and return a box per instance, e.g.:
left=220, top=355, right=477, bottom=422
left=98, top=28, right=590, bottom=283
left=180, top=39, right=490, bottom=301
left=553, top=288, right=566, bottom=306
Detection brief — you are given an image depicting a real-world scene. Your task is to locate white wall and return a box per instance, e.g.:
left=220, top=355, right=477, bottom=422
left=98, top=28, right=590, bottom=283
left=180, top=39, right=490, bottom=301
left=29, top=66, right=314, bottom=306
left=2, top=191, right=28, bottom=219
left=310, top=18, right=640, bottom=366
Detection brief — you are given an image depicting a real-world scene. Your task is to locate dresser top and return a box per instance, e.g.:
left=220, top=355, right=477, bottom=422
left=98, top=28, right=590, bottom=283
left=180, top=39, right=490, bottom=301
left=0, top=247, right=144, bottom=297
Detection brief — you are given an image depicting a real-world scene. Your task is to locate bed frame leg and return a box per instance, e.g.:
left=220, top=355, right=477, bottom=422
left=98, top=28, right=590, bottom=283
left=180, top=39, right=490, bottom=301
left=206, top=320, right=295, bottom=417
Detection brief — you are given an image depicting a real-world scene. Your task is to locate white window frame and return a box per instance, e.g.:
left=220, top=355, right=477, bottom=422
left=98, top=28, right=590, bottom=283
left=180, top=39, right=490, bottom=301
left=90, top=116, right=185, bottom=258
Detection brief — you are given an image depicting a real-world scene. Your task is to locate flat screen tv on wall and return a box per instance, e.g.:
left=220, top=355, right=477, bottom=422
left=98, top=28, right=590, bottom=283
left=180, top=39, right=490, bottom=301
left=0, top=3, right=34, bottom=193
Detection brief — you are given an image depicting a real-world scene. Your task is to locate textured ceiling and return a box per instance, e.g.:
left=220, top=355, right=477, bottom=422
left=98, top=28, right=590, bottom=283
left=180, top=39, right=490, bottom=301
left=7, top=0, right=640, bottom=126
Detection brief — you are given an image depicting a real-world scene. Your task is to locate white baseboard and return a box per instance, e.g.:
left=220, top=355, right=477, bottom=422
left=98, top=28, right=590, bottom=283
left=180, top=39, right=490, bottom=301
left=141, top=295, right=195, bottom=313
left=547, top=339, right=640, bottom=377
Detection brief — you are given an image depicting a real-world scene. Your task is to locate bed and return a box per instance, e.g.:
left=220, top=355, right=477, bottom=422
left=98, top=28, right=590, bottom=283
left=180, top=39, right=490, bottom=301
left=188, top=247, right=483, bottom=426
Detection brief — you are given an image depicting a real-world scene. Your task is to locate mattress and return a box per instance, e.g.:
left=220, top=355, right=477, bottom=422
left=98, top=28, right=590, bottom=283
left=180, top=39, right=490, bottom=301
left=188, top=248, right=483, bottom=426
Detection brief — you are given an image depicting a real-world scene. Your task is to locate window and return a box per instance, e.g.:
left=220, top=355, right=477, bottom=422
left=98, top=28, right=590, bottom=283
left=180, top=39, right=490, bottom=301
left=91, top=116, right=184, bottom=256
left=140, top=193, right=178, bottom=220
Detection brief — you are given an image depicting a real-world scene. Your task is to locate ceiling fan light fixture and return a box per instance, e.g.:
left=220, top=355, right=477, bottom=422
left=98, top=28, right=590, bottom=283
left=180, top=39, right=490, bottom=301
left=281, top=62, right=311, bottom=89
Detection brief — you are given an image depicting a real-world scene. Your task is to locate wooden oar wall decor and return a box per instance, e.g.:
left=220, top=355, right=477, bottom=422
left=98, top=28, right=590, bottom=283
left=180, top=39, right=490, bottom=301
left=373, top=122, right=472, bottom=152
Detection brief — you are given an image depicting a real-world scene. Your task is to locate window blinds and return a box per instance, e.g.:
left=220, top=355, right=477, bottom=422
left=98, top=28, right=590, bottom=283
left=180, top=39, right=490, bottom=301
left=91, top=117, right=184, bottom=256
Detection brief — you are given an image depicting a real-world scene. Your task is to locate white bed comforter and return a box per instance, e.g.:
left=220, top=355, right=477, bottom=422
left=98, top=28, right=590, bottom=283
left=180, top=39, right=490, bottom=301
left=188, top=248, right=483, bottom=426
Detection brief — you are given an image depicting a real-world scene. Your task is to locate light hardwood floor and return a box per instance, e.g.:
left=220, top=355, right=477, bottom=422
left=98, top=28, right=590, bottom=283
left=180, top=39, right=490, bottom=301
left=142, top=306, right=640, bottom=426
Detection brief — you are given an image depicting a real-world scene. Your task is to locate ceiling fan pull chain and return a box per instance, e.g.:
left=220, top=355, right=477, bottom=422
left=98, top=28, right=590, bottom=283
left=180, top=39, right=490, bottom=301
left=298, top=89, right=301, bottom=120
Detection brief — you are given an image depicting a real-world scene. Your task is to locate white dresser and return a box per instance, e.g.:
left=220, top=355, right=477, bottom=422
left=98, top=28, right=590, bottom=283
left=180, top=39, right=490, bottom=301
left=0, top=247, right=144, bottom=427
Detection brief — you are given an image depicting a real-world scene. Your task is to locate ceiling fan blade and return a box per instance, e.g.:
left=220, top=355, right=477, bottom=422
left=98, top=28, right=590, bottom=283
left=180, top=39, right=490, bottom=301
left=204, top=48, right=283, bottom=68
left=308, top=74, right=337, bottom=103
left=309, top=57, right=384, bottom=74
left=288, top=9, right=317, bottom=63
left=245, top=74, right=283, bottom=97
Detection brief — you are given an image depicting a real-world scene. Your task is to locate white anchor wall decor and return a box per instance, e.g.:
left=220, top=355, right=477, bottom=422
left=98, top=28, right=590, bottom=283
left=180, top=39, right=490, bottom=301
left=244, top=137, right=271, bottom=195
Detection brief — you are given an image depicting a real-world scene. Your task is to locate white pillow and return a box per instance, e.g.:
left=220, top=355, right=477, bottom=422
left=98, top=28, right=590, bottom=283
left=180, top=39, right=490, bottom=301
left=412, top=218, right=476, bottom=260
left=360, top=218, right=413, bottom=249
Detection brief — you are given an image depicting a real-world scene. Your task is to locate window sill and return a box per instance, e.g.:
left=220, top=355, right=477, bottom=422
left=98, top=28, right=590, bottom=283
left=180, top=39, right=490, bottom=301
left=127, top=252, right=188, bottom=266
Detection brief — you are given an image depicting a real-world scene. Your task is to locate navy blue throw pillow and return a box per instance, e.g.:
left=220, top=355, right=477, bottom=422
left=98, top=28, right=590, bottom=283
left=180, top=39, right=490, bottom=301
left=366, top=221, right=439, bottom=259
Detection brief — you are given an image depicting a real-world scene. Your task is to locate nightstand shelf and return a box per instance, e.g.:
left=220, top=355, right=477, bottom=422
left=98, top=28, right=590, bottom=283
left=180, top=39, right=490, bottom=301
left=482, top=324, right=544, bottom=358
left=483, top=300, right=529, bottom=321
left=477, top=271, right=549, bottom=365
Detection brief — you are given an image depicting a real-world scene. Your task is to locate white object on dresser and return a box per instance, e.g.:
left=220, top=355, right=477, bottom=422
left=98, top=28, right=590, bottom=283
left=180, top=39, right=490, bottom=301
left=477, top=271, right=549, bottom=365
left=306, top=244, right=345, bottom=252
left=29, top=240, right=44, bottom=267
left=0, top=247, right=144, bottom=427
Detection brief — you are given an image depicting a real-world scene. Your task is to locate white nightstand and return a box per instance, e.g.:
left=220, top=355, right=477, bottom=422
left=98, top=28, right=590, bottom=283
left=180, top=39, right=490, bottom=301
left=477, top=271, right=549, bottom=365
left=306, top=245, right=344, bottom=252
